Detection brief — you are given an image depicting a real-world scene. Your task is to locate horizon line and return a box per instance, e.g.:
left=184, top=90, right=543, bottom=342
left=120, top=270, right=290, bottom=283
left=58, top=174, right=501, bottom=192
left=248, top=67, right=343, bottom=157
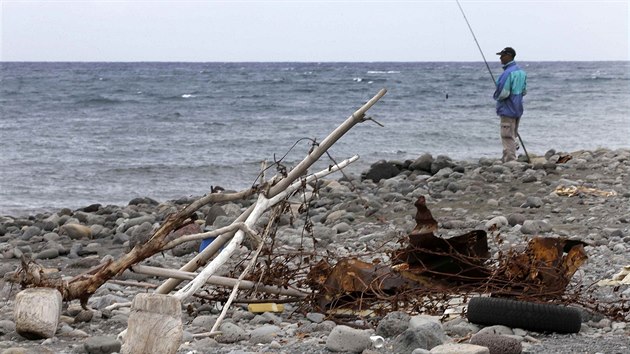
left=2, top=59, right=629, bottom=64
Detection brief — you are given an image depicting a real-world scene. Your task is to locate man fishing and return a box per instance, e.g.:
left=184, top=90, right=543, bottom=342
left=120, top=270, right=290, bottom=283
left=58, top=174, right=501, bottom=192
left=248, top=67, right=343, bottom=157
left=494, top=47, right=527, bottom=163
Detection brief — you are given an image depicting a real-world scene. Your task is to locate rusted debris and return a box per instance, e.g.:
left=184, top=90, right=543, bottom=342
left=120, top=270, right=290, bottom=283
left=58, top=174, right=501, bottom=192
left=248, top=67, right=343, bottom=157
left=308, top=258, right=418, bottom=310
left=392, top=196, right=490, bottom=281
left=312, top=196, right=589, bottom=312
left=496, top=237, right=588, bottom=295
left=557, top=154, right=573, bottom=164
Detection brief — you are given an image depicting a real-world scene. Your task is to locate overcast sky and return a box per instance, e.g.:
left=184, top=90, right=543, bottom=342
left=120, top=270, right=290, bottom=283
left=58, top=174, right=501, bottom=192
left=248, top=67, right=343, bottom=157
left=1, top=0, right=628, bottom=62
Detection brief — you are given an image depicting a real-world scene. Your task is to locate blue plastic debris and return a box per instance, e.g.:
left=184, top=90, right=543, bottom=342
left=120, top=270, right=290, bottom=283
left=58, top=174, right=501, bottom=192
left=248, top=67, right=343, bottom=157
left=199, top=237, right=217, bottom=252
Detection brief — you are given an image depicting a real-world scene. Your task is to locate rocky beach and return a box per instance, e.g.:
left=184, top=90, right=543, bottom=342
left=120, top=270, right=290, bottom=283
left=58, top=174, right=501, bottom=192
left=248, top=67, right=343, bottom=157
left=1, top=147, right=629, bottom=354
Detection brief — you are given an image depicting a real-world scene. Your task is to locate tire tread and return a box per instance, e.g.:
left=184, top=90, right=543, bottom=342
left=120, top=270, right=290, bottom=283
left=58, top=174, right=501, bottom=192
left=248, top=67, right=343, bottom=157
left=466, top=297, right=581, bottom=333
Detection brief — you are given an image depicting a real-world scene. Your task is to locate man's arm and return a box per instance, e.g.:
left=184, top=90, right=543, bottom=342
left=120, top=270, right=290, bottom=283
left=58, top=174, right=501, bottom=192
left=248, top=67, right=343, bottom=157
left=493, top=73, right=512, bottom=101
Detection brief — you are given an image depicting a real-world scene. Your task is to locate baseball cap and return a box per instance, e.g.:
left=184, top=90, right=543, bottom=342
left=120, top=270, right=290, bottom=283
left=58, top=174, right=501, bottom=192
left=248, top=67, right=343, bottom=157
left=496, top=47, right=516, bottom=57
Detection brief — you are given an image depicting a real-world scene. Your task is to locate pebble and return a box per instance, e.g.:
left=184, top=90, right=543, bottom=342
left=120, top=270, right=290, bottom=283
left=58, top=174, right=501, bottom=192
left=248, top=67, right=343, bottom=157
left=325, top=325, right=372, bottom=352
left=430, top=343, right=490, bottom=353
left=376, top=311, right=411, bottom=338
left=83, top=335, right=121, bottom=354
left=248, top=324, right=281, bottom=344
left=469, top=333, right=522, bottom=354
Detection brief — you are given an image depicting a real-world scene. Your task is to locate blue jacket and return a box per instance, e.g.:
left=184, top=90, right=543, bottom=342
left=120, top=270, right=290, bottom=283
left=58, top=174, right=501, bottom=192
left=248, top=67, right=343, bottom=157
left=494, top=61, right=527, bottom=118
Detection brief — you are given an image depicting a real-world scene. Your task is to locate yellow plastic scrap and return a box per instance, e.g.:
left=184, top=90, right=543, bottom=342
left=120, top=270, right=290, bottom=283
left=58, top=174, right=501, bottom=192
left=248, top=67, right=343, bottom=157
left=554, top=185, right=617, bottom=197
left=247, top=303, right=284, bottom=313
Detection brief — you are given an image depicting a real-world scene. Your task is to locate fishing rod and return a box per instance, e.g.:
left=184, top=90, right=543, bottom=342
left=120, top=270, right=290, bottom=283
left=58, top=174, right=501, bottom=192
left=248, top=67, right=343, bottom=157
left=455, top=0, right=496, bottom=86
left=455, top=0, right=531, bottom=163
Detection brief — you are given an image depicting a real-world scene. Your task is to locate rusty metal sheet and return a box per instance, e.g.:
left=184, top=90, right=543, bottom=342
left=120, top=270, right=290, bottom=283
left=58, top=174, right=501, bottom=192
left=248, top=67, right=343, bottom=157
left=499, top=237, right=588, bottom=294
left=309, top=258, right=417, bottom=309
left=392, top=196, right=490, bottom=280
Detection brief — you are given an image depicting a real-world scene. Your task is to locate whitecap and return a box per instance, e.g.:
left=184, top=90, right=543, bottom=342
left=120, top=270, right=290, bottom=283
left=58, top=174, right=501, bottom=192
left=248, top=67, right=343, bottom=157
left=182, top=94, right=195, bottom=98
left=366, top=70, right=400, bottom=74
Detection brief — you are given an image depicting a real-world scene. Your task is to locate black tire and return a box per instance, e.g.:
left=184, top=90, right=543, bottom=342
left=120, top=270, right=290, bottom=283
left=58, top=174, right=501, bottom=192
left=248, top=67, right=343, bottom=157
left=466, top=297, right=582, bottom=334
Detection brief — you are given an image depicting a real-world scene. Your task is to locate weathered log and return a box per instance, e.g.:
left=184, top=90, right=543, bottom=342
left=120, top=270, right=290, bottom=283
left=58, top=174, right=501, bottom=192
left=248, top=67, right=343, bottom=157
left=14, top=288, right=62, bottom=339
left=131, top=264, right=308, bottom=298
left=120, top=293, right=182, bottom=354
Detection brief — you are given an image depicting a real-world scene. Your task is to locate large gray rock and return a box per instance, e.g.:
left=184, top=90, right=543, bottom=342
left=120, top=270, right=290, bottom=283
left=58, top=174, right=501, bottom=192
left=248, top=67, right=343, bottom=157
left=390, top=315, right=449, bottom=353
left=376, top=311, right=411, bottom=338
left=362, top=161, right=401, bottom=183
left=306, top=312, right=326, bottom=323
left=475, top=325, right=513, bottom=336
left=410, top=153, right=434, bottom=173
left=485, top=216, right=508, bottom=230
left=249, top=324, right=282, bottom=344
left=507, top=213, right=526, bottom=226
left=128, top=197, right=159, bottom=206
left=325, top=325, right=372, bottom=353
left=216, top=322, right=248, bottom=343
left=429, top=343, right=490, bottom=354
left=442, top=317, right=479, bottom=337
left=205, top=204, right=227, bottom=226
left=431, top=155, right=455, bottom=175
left=520, top=220, right=552, bottom=234
left=520, top=196, right=543, bottom=208
left=469, top=333, right=522, bottom=354
left=169, top=223, right=203, bottom=256
left=128, top=221, right=154, bottom=249
left=0, top=319, right=16, bottom=335
left=392, top=327, right=446, bottom=353
left=35, top=248, right=59, bottom=260
left=123, top=215, right=156, bottom=232
left=191, top=315, right=217, bottom=329
left=20, top=226, right=42, bottom=240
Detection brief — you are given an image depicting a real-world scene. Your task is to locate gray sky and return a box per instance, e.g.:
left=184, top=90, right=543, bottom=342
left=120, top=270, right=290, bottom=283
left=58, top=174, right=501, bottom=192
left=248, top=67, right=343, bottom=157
left=1, top=0, right=628, bottom=62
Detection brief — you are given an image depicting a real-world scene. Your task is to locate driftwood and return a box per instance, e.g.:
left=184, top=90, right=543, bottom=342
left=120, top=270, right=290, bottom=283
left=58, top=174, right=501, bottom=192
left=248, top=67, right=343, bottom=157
left=173, top=155, right=360, bottom=301
left=12, top=88, right=387, bottom=309
left=155, top=88, right=387, bottom=295
left=131, top=264, right=308, bottom=298
left=120, top=293, right=183, bottom=354
left=115, top=90, right=387, bottom=351
left=14, top=288, right=62, bottom=339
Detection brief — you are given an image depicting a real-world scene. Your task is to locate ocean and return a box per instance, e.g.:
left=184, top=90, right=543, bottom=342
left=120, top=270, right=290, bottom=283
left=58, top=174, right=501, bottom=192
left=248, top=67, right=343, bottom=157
left=1, top=61, right=628, bottom=216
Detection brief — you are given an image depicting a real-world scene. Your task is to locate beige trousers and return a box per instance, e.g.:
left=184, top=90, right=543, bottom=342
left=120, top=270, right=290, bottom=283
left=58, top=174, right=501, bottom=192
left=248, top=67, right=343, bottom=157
left=500, top=116, right=520, bottom=162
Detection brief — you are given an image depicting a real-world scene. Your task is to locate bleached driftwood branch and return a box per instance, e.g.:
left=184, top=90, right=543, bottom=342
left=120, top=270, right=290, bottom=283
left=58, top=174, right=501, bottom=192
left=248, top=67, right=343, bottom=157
left=131, top=265, right=307, bottom=298
left=173, top=155, right=359, bottom=301
left=210, top=227, right=266, bottom=334
left=160, top=222, right=261, bottom=251
left=156, top=88, right=387, bottom=294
